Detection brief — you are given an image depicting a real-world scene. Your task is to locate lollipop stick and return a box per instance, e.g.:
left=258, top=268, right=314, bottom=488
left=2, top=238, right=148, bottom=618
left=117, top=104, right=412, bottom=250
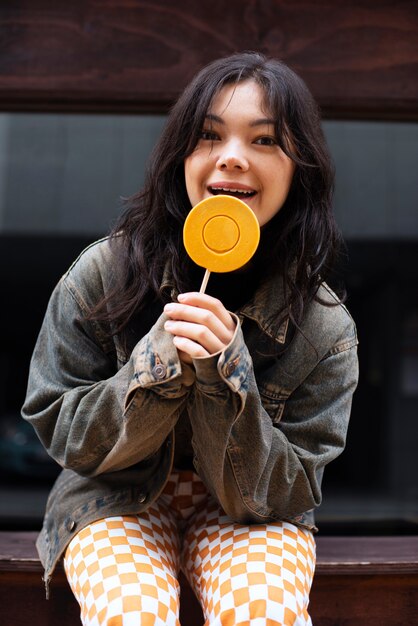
left=199, top=269, right=211, bottom=294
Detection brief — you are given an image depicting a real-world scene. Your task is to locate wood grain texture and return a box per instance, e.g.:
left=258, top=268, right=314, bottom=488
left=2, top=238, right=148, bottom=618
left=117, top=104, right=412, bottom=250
left=2, top=573, right=417, bottom=626
left=1, top=532, right=418, bottom=573
left=0, top=0, right=417, bottom=118
left=310, top=574, right=418, bottom=626
left=315, top=535, right=418, bottom=574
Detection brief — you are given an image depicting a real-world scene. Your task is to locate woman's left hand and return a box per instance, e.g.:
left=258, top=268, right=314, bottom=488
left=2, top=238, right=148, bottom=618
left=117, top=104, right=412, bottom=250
left=163, top=292, right=236, bottom=363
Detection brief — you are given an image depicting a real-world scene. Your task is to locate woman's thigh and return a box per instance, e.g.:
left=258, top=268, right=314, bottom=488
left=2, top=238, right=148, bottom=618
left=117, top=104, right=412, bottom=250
left=64, top=507, right=181, bottom=626
left=182, top=501, right=316, bottom=626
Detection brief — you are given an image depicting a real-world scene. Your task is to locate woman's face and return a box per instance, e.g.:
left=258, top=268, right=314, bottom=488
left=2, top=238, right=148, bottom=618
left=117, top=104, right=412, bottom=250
left=184, top=80, right=295, bottom=227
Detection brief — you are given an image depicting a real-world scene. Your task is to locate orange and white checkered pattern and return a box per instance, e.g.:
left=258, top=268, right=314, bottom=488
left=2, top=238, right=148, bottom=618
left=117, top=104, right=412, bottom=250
left=64, top=470, right=315, bottom=625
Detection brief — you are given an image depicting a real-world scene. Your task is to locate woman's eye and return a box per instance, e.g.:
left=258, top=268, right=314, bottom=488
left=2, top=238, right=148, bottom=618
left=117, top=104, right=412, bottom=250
left=254, top=136, right=277, bottom=146
left=199, top=130, right=219, bottom=141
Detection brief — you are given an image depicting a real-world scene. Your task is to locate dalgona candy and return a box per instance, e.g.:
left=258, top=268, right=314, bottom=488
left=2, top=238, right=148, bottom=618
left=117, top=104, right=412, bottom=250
left=183, top=195, right=260, bottom=273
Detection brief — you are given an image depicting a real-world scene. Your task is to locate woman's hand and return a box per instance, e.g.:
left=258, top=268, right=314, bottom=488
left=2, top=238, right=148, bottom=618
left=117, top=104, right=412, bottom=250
left=163, top=292, right=236, bottom=363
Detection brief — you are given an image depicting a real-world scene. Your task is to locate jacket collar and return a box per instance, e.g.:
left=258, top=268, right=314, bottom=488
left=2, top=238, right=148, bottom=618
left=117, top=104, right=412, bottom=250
left=159, top=263, right=289, bottom=345
left=238, top=273, right=289, bottom=344
left=159, top=263, right=179, bottom=301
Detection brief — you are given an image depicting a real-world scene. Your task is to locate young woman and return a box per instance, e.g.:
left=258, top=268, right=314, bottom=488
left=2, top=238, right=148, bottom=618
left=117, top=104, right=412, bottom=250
left=23, top=52, right=358, bottom=626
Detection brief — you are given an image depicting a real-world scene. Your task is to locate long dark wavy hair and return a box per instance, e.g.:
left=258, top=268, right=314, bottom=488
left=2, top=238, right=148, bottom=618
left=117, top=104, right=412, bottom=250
left=91, top=51, right=344, bottom=340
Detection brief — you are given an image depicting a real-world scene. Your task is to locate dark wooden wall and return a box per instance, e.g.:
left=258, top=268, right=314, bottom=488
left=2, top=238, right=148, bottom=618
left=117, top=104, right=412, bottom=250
left=0, top=0, right=417, bottom=119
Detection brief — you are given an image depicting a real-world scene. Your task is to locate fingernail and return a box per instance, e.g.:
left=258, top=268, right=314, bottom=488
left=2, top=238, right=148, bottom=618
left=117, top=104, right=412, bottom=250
left=178, top=294, right=186, bottom=301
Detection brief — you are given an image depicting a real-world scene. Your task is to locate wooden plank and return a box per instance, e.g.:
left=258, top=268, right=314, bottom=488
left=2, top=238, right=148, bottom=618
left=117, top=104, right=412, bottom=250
left=1, top=570, right=417, bottom=626
left=315, top=535, right=418, bottom=575
left=2, top=532, right=418, bottom=574
left=1, top=532, right=418, bottom=626
left=0, top=578, right=81, bottom=626
left=310, top=574, right=418, bottom=626
left=0, top=531, right=41, bottom=572
left=1, top=571, right=417, bottom=626
left=0, top=0, right=417, bottom=119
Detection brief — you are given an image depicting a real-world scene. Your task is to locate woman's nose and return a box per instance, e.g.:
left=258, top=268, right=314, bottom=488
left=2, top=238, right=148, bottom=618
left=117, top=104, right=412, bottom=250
left=216, top=142, right=249, bottom=171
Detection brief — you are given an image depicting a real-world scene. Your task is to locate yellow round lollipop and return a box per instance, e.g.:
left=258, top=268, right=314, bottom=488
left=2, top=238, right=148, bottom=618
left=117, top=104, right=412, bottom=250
left=183, top=195, right=260, bottom=292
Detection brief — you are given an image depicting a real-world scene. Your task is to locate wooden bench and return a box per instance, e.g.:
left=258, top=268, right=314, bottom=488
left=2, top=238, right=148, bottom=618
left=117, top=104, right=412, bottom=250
left=1, top=532, right=417, bottom=625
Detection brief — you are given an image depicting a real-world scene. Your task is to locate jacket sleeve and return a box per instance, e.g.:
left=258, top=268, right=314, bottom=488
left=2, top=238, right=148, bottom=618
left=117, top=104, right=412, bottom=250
left=186, top=315, right=359, bottom=524
left=22, top=274, right=193, bottom=477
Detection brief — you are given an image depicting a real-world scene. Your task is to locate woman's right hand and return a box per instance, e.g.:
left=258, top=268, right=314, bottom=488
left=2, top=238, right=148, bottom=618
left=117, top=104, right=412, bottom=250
left=164, top=292, right=236, bottom=362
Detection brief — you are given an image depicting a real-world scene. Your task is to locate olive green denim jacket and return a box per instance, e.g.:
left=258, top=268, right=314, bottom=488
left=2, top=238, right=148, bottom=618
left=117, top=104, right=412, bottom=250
left=22, top=237, right=358, bottom=589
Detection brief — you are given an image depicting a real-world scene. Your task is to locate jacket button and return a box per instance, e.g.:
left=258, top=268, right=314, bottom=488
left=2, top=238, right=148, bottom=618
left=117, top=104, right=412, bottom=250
left=138, top=493, right=147, bottom=504
left=224, top=361, right=236, bottom=377
left=65, top=518, right=76, bottom=532
left=152, top=363, right=167, bottom=380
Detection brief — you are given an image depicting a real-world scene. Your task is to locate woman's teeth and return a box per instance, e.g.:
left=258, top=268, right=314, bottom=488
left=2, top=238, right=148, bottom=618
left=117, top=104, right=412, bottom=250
left=209, top=187, right=256, bottom=198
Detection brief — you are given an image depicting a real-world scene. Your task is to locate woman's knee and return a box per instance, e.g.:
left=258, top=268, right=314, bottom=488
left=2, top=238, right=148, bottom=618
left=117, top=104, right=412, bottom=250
left=98, top=608, right=179, bottom=626
left=89, top=591, right=180, bottom=626
left=215, top=595, right=311, bottom=626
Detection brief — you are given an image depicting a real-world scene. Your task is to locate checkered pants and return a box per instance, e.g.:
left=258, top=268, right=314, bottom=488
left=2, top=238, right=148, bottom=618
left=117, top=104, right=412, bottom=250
left=64, top=470, right=315, bottom=625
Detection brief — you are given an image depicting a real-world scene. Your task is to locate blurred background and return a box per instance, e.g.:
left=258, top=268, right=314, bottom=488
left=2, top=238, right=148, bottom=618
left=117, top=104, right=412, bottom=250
left=0, top=0, right=417, bottom=534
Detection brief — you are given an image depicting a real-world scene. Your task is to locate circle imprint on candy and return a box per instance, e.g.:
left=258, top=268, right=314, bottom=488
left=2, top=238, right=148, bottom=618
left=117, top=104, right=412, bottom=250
left=203, top=215, right=239, bottom=253
left=183, top=195, right=260, bottom=273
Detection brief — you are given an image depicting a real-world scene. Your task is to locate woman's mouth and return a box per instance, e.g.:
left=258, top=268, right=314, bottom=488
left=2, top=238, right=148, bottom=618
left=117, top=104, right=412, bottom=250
left=208, top=185, right=257, bottom=200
